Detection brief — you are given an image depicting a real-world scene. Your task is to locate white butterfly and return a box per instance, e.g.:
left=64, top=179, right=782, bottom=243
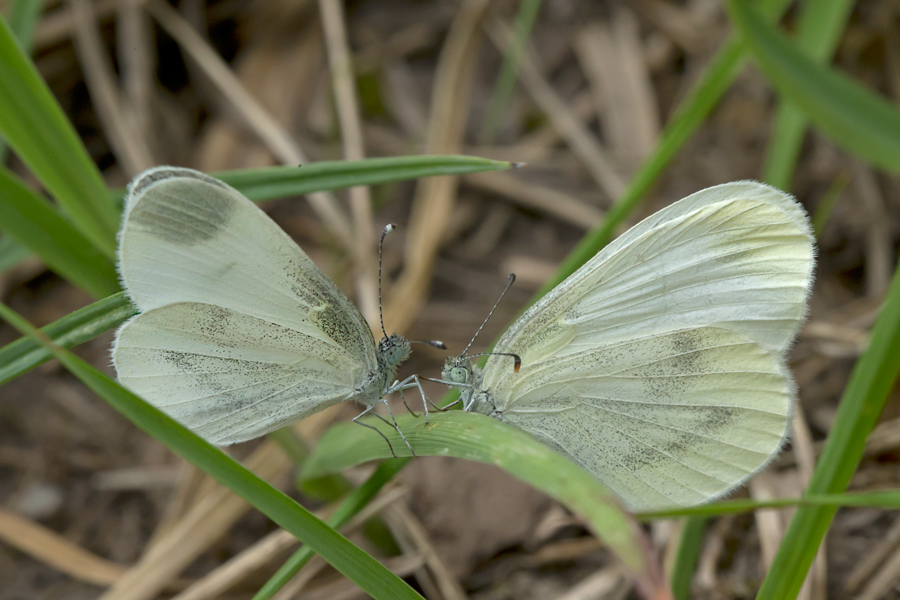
left=436, top=182, right=815, bottom=511
left=112, top=167, right=441, bottom=453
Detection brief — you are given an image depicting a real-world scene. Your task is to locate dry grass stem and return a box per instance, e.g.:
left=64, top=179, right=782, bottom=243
left=851, top=160, right=892, bottom=298
left=383, top=0, right=490, bottom=333
left=855, top=548, right=900, bottom=600
left=553, top=566, right=630, bottom=600
left=318, top=0, right=378, bottom=323
left=845, top=516, right=900, bottom=593
left=486, top=19, right=627, bottom=201
left=295, top=554, right=425, bottom=600
left=169, top=529, right=298, bottom=600
left=143, top=0, right=354, bottom=251
left=464, top=170, right=604, bottom=228
left=574, top=9, right=660, bottom=175
left=0, top=506, right=128, bottom=586
left=98, top=442, right=289, bottom=600
left=384, top=502, right=469, bottom=600
left=117, top=0, right=155, bottom=158
left=67, top=0, right=154, bottom=175
left=34, top=0, right=118, bottom=49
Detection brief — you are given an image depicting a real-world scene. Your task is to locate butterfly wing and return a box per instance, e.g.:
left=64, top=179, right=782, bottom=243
left=497, top=327, right=791, bottom=510
left=113, top=302, right=362, bottom=444
left=117, top=167, right=377, bottom=367
left=483, top=181, right=813, bottom=379
left=113, top=167, right=377, bottom=443
left=480, top=182, right=813, bottom=510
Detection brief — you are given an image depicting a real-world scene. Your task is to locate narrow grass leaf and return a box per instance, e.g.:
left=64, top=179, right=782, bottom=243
left=303, top=411, right=668, bottom=597
left=0, top=16, right=118, bottom=256
left=811, top=171, right=849, bottom=238
left=0, top=0, right=45, bottom=163
left=728, top=0, right=900, bottom=175
left=638, top=490, right=900, bottom=520
left=479, top=0, right=543, bottom=144
left=762, top=0, right=856, bottom=188
left=756, top=260, right=900, bottom=599
left=0, top=168, right=120, bottom=297
left=110, top=156, right=516, bottom=205
left=0, top=302, right=426, bottom=600
left=253, top=460, right=408, bottom=600
left=6, top=0, right=43, bottom=54
left=670, top=516, right=708, bottom=600
left=0, top=292, right=134, bottom=385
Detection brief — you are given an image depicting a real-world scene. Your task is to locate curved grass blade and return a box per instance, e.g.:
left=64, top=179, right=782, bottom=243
left=0, top=168, right=119, bottom=298
left=762, top=0, right=855, bottom=188
left=0, top=302, right=426, bottom=600
left=303, top=411, right=669, bottom=599
left=727, top=0, right=900, bottom=175
left=0, top=292, right=134, bottom=385
left=0, top=16, right=118, bottom=257
left=110, top=156, right=517, bottom=205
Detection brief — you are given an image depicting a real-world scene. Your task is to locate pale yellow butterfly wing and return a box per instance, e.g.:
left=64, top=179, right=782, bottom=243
left=477, top=182, right=813, bottom=510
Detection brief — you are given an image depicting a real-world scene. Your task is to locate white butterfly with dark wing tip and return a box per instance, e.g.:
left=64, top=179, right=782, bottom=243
left=112, top=167, right=443, bottom=454
left=435, top=182, right=815, bottom=511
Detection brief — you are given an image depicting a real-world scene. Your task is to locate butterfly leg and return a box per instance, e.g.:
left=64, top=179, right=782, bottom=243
left=379, top=397, right=416, bottom=456
left=395, top=382, right=422, bottom=419
left=418, top=376, right=476, bottom=411
left=391, top=375, right=432, bottom=423
left=352, top=405, right=398, bottom=458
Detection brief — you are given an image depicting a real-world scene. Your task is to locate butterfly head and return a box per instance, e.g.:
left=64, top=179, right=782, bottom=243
left=378, top=333, right=411, bottom=369
left=441, top=356, right=474, bottom=385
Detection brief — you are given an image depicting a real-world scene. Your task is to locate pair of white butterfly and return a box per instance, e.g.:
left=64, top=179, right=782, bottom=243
left=113, top=167, right=814, bottom=512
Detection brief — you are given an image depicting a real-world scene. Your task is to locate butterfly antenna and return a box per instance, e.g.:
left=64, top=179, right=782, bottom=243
left=461, top=273, right=516, bottom=357
left=378, top=224, right=394, bottom=339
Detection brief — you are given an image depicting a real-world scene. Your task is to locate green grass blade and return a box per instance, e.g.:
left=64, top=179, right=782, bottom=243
left=728, top=0, right=900, bottom=176
left=0, top=15, right=118, bottom=256
left=5, top=0, right=43, bottom=55
left=109, top=156, right=517, bottom=205
left=0, top=302, right=426, bottom=600
left=0, top=0, right=44, bottom=164
left=0, top=168, right=120, bottom=297
left=762, top=0, right=856, bottom=188
left=755, top=260, right=900, bottom=598
left=0, top=235, right=32, bottom=273
left=536, top=0, right=792, bottom=297
left=0, top=292, right=134, bottom=385
left=670, top=516, right=708, bottom=600
left=811, top=171, right=849, bottom=237
left=253, top=460, right=407, bottom=600
left=303, top=412, right=668, bottom=596
left=637, top=490, right=900, bottom=520
left=478, top=0, right=543, bottom=144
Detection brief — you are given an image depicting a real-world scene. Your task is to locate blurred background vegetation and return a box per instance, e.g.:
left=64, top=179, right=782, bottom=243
left=1, top=0, right=900, bottom=599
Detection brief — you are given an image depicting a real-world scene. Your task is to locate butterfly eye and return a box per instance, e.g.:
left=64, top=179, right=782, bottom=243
left=450, top=367, right=469, bottom=383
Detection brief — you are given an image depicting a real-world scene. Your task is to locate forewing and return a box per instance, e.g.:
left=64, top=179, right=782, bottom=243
left=483, top=182, right=813, bottom=392
left=118, top=167, right=376, bottom=369
left=496, top=327, right=791, bottom=511
left=113, top=302, right=365, bottom=445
